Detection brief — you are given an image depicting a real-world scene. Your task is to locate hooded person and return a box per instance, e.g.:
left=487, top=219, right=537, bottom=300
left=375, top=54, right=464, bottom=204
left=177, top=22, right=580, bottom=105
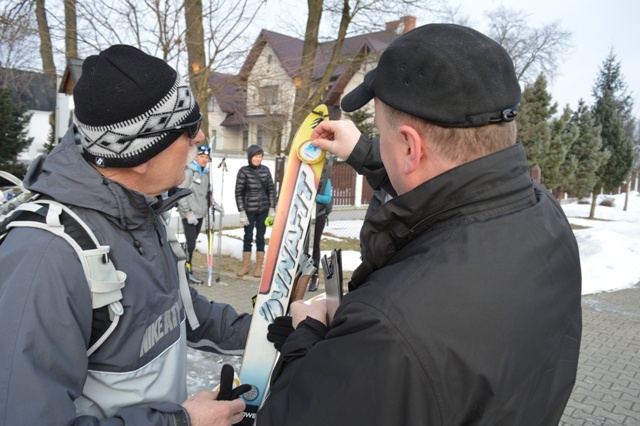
left=0, top=44, right=251, bottom=425
left=234, top=144, right=276, bottom=277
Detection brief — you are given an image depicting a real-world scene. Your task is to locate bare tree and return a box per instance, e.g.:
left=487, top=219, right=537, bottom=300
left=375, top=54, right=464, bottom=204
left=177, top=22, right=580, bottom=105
left=281, top=0, right=444, bottom=151
left=64, top=0, right=77, bottom=58
left=0, top=1, right=41, bottom=70
left=35, top=0, right=56, bottom=75
left=184, top=0, right=209, bottom=134
left=486, top=8, right=572, bottom=86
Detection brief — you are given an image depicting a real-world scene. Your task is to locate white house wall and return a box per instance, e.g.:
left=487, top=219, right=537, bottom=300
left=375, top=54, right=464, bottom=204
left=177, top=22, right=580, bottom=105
left=245, top=44, right=297, bottom=152
left=207, top=104, right=230, bottom=150
left=340, top=60, right=377, bottom=119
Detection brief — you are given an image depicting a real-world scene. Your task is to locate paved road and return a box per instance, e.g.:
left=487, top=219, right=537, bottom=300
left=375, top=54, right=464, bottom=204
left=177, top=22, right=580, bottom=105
left=191, top=266, right=640, bottom=425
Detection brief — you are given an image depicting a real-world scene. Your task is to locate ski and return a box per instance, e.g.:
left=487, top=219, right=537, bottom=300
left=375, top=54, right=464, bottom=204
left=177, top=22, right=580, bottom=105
left=237, top=104, right=329, bottom=425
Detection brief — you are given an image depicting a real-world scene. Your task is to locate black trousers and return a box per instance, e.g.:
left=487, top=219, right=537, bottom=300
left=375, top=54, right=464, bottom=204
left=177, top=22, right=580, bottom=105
left=182, top=217, right=204, bottom=262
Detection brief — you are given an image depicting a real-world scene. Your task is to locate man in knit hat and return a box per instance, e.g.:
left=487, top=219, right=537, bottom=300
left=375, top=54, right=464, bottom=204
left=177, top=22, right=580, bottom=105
left=259, top=24, right=581, bottom=424
left=0, top=45, right=250, bottom=425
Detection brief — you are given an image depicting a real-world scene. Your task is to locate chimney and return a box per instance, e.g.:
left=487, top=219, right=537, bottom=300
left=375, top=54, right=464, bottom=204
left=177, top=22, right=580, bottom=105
left=385, top=16, right=417, bottom=35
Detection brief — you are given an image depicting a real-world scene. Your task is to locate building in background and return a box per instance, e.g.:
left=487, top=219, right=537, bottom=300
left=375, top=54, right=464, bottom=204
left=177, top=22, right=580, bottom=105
left=208, top=16, right=416, bottom=154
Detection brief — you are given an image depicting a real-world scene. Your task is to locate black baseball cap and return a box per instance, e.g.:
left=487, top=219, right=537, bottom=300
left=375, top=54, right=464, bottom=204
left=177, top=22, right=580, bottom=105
left=341, top=23, right=521, bottom=128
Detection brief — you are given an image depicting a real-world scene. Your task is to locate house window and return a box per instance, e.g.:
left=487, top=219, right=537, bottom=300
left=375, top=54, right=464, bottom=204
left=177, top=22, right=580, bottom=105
left=211, top=129, right=217, bottom=149
left=259, top=85, right=278, bottom=106
left=243, top=130, right=249, bottom=150
left=208, top=95, right=215, bottom=112
left=257, top=129, right=263, bottom=147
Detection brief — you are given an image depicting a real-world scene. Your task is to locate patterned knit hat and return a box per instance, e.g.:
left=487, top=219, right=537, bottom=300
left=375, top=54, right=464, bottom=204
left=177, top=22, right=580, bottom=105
left=73, top=44, right=200, bottom=168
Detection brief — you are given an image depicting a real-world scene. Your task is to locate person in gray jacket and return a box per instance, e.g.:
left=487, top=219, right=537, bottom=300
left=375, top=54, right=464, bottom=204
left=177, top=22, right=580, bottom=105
left=259, top=24, right=582, bottom=425
left=0, top=45, right=250, bottom=426
left=177, top=144, right=223, bottom=284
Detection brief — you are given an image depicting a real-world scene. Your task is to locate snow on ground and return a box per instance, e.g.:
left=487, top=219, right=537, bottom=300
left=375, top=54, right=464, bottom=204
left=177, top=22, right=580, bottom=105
left=563, top=191, right=640, bottom=295
left=184, top=190, right=640, bottom=296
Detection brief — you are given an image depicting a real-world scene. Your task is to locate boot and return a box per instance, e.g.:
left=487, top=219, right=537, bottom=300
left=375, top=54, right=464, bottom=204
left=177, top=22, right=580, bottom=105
left=308, top=274, right=318, bottom=292
left=185, top=261, right=203, bottom=285
left=253, top=251, right=265, bottom=277
left=236, top=252, right=252, bottom=277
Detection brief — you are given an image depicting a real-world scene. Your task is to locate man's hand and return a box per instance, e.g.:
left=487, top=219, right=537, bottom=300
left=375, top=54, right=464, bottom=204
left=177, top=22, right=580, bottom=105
left=311, top=120, right=362, bottom=161
left=214, top=202, right=224, bottom=214
left=216, top=364, right=252, bottom=401
left=267, top=316, right=294, bottom=350
left=239, top=211, right=249, bottom=227
left=186, top=212, right=198, bottom=225
left=182, top=390, right=245, bottom=426
left=290, top=299, right=328, bottom=328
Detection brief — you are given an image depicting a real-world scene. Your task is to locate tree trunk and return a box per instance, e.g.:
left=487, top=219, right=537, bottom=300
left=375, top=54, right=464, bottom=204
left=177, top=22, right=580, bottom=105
left=287, top=0, right=351, bottom=152
left=589, top=187, right=600, bottom=219
left=287, top=0, right=323, bottom=154
left=64, top=0, right=78, bottom=58
left=184, top=0, right=209, bottom=138
left=35, top=0, right=56, bottom=75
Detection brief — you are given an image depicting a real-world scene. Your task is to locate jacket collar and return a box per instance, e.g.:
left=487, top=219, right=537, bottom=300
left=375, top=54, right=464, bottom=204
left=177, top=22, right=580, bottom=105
left=351, top=143, right=535, bottom=288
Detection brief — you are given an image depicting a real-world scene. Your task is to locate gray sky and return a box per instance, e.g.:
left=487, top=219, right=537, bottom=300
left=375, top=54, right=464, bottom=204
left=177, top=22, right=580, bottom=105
left=257, top=0, right=640, bottom=118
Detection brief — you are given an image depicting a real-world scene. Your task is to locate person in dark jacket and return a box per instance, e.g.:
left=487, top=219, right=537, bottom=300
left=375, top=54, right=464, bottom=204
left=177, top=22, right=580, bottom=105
left=258, top=24, right=582, bottom=425
left=234, top=144, right=276, bottom=277
left=0, top=45, right=250, bottom=426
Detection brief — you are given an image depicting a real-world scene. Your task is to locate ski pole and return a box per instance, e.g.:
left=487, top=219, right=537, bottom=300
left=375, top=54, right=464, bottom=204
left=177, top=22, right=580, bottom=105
left=215, top=154, right=227, bottom=283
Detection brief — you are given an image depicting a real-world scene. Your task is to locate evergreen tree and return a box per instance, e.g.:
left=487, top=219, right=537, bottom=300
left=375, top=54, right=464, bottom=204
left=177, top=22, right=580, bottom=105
left=590, top=52, right=634, bottom=218
left=0, top=88, right=33, bottom=177
left=517, top=74, right=557, bottom=172
left=565, top=100, right=608, bottom=197
left=42, top=111, right=57, bottom=154
left=345, top=109, right=379, bottom=138
left=543, top=105, right=579, bottom=196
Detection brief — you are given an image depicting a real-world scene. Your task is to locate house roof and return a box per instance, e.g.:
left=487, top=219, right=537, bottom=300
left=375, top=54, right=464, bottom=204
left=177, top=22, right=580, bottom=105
left=209, top=72, right=247, bottom=126
left=59, top=57, right=84, bottom=95
left=0, top=68, right=57, bottom=111
left=240, top=27, right=399, bottom=84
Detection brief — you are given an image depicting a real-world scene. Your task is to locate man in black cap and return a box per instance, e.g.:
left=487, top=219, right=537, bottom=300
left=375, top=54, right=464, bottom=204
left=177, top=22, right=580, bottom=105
left=0, top=45, right=250, bottom=425
left=259, top=24, right=582, bottom=424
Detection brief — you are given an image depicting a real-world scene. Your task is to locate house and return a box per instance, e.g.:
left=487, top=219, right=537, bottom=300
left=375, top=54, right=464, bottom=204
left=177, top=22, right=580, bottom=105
left=56, top=57, right=84, bottom=142
left=206, top=16, right=417, bottom=209
left=0, top=67, right=57, bottom=162
left=208, top=16, right=417, bottom=153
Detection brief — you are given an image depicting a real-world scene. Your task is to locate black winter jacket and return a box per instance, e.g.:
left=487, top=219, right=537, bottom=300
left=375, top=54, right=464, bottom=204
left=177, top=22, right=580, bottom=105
left=258, top=139, right=582, bottom=425
left=235, top=164, right=276, bottom=214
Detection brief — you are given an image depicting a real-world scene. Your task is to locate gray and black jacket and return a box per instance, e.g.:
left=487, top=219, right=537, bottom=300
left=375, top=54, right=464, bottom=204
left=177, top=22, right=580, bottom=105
left=235, top=145, right=276, bottom=215
left=259, top=138, right=582, bottom=425
left=0, top=128, right=251, bottom=425
left=177, top=161, right=212, bottom=220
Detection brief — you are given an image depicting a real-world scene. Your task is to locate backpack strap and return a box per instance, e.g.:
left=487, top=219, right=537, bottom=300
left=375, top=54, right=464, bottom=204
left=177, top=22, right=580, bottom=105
left=4, top=199, right=126, bottom=357
left=163, top=220, right=200, bottom=330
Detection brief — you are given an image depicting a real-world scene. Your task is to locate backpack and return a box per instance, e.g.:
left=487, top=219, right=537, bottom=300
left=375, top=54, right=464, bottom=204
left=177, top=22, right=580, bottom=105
left=0, top=171, right=199, bottom=356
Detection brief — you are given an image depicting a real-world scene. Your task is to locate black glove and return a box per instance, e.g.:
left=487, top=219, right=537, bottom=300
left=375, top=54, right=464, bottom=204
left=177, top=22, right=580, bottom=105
left=215, top=364, right=253, bottom=401
left=267, top=316, right=295, bottom=351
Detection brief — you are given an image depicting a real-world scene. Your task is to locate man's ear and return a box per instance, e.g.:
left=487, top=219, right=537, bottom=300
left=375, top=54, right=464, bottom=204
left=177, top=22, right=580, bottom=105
left=131, top=161, right=149, bottom=175
left=398, top=124, right=423, bottom=174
